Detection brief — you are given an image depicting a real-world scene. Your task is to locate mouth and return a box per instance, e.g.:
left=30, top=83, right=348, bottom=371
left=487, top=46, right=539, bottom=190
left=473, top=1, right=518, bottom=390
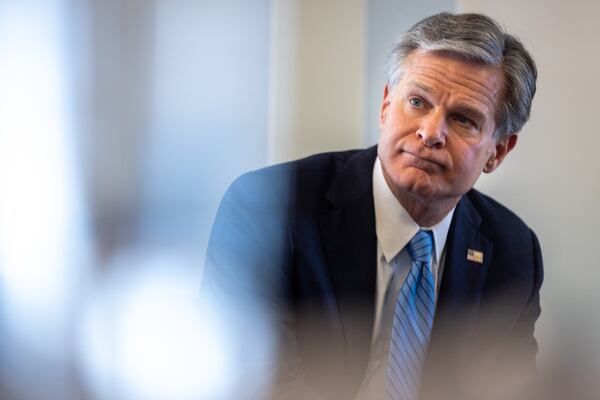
left=401, top=150, right=445, bottom=170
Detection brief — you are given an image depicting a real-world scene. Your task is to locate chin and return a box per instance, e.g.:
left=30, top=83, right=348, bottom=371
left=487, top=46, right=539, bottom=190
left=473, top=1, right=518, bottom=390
left=391, top=173, right=437, bottom=198
left=405, top=183, right=439, bottom=199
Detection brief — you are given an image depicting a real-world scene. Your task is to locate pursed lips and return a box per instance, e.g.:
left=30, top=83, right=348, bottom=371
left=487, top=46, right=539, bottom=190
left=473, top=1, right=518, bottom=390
left=401, top=149, right=445, bottom=170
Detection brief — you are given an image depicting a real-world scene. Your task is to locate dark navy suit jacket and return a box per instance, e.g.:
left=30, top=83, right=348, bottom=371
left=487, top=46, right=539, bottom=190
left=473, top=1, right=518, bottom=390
left=203, top=146, right=543, bottom=399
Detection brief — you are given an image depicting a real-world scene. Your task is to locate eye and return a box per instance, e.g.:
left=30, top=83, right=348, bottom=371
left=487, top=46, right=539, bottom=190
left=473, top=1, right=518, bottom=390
left=453, top=114, right=478, bottom=129
left=409, top=97, right=424, bottom=108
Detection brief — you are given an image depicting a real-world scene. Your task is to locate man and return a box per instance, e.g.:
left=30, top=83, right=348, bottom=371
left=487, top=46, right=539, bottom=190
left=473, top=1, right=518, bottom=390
left=203, top=12, right=542, bottom=400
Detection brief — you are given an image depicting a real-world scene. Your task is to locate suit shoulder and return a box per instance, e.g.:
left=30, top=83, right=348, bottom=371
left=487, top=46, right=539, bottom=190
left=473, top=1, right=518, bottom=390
left=227, top=148, right=368, bottom=201
left=465, top=190, right=543, bottom=305
left=466, top=189, right=537, bottom=244
left=234, top=148, right=363, bottom=181
left=294, top=148, right=365, bottom=172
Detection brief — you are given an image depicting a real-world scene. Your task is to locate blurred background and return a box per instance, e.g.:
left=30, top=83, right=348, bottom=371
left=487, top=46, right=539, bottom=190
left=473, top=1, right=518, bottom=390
left=0, top=0, right=598, bottom=398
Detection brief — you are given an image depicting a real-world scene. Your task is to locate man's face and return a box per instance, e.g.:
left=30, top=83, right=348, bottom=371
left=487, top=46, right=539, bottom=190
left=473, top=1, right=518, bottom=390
left=378, top=50, right=516, bottom=204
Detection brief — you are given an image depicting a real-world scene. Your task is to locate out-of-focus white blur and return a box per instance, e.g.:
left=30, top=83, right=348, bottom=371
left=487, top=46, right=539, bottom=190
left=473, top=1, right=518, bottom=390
left=0, top=1, right=89, bottom=398
left=77, top=252, right=234, bottom=399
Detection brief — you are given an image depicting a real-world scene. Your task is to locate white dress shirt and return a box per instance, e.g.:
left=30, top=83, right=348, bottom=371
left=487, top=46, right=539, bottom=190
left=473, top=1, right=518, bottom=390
left=356, top=157, right=455, bottom=400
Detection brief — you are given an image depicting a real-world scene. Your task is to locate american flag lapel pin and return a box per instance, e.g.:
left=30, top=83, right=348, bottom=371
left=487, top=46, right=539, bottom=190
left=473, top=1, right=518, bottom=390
left=467, top=248, right=484, bottom=264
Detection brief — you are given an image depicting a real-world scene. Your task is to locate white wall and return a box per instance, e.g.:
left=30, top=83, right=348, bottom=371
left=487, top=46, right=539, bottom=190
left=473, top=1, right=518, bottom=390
left=268, top=0, right=366, bottom=163
left=459, top=0, right=600, bottom=384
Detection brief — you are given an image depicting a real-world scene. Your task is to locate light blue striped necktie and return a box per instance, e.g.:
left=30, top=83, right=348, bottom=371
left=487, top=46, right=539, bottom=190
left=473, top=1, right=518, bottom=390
left=386, top=229, right=435, bottom=400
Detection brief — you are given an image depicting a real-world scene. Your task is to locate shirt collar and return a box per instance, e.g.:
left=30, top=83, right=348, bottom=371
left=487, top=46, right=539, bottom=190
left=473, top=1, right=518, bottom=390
left=372, top=157, right=455, bottom=264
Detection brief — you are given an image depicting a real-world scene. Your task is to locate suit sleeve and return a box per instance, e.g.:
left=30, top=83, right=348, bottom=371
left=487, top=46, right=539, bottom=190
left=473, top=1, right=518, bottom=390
left=201, top=173, right=327, bottom=400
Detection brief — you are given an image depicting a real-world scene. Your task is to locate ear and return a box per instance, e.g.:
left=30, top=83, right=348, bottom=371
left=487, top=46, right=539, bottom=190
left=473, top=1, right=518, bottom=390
left=379, top=85, right=391, bottom=129
left=483, top=134, right=518, bottom=173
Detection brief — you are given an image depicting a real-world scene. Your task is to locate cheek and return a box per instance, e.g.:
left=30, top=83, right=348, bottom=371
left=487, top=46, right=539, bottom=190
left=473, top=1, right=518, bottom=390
left=382, top=114, right=413, bottom=145
left=379, top=122, right=400, bottom=151
left=450, top=143, right=490, bottom=176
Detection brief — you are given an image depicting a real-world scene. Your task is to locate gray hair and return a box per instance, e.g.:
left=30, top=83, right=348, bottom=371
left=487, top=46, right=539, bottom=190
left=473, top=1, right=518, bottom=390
left=386, top=12, right=537, bottom=139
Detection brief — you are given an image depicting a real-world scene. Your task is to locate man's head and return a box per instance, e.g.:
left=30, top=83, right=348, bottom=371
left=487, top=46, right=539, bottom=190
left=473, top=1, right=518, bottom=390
left=378, top=13, right=537, bottom=218
left=386, top=12, right=537, bottom=140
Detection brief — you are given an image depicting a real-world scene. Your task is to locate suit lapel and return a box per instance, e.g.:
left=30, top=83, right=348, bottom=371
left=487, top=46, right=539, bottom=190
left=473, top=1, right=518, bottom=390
left=318, top=146, right=378, bottom=383
left=422, top=193, right=493, bottom=391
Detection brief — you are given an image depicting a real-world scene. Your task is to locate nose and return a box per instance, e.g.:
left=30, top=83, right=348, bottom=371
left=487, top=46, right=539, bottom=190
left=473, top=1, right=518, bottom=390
left=416, top=110, right=446, bottom=148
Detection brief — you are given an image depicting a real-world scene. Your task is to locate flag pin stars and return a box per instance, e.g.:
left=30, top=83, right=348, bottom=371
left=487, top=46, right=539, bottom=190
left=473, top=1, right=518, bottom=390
left=467, top=249, right=484, bottom=264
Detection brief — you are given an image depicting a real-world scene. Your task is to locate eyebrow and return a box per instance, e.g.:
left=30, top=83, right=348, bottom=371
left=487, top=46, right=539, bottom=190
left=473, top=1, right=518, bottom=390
left=409, top=81, right=432, bottom=93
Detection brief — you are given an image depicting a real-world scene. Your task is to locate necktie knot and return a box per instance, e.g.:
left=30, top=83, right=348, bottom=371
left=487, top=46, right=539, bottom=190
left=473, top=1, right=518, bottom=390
left=406, top=229, right=433, bottom=264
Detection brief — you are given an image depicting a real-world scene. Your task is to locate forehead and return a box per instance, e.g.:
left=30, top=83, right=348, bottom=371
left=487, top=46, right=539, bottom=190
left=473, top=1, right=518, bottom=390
left=398, top=50, right=504, bottom=118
